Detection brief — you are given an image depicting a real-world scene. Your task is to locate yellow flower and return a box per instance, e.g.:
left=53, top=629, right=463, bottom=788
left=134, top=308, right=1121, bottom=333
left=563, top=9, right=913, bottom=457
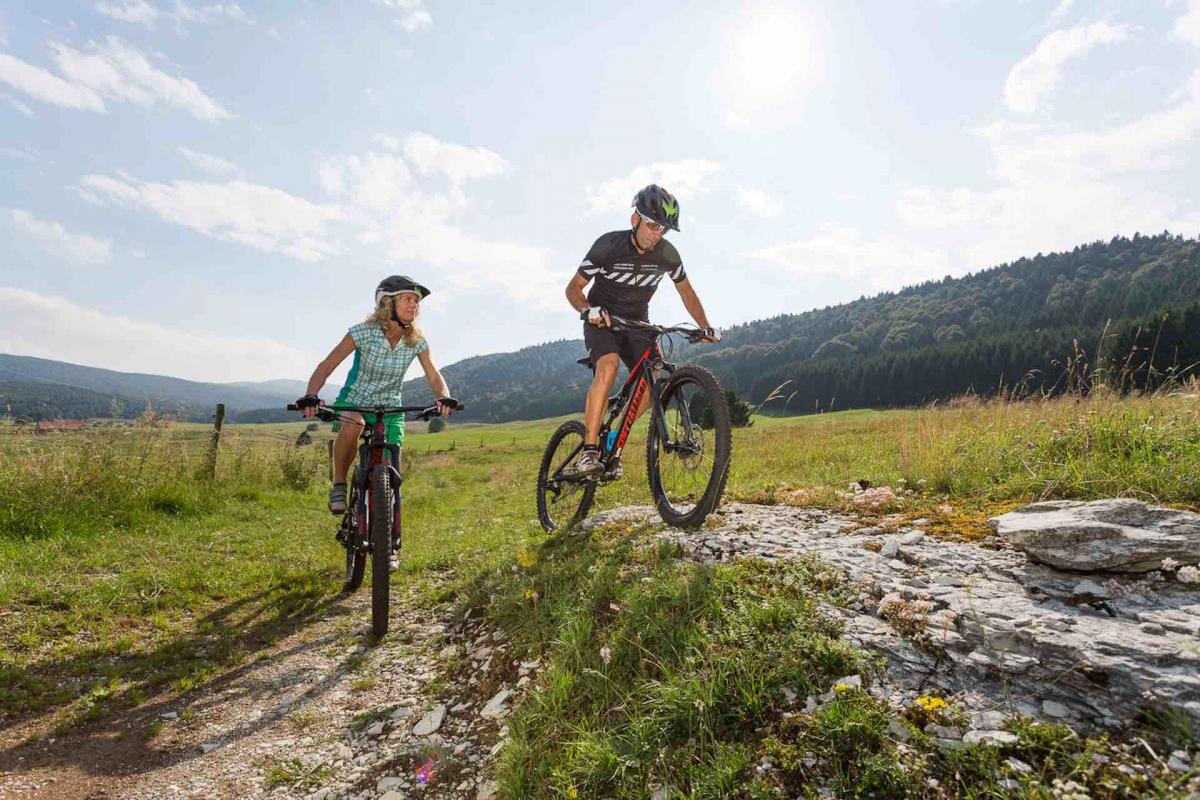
left=566, top=789, right=578, bottom=800
left=516, top=549, right=539, bottom=569
left=834, top=683, right=851, bottom=693
left=524, top=588, right=539, bottom=602
left=915, top=695, right=948, bottom=713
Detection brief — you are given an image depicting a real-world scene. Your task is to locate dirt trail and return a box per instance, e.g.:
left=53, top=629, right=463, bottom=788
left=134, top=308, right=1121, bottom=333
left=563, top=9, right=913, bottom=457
left=0, top=585, right=509, bottom=800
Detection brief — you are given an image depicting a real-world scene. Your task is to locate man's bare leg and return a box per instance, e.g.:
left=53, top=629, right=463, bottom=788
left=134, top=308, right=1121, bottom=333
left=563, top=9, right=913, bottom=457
left=584, top=353, right=620, bottom=445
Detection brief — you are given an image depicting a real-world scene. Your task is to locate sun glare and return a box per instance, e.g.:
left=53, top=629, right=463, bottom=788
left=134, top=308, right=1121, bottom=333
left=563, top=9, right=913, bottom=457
left=718, top=4, right=822, bottom=127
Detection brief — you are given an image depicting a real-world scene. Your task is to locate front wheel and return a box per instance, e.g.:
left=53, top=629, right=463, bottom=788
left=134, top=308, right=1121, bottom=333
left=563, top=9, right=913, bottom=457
left=369, top=464, right=392, bottom=638
left=536, top=420, right=596, bottom=532
left=342, top=483, right=366, bottom=592
left=647, top=365, right=732, bottom=528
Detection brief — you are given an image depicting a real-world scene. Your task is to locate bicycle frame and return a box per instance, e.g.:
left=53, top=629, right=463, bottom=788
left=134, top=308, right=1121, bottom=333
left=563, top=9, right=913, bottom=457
left=548, top=336, right=681, bottom=485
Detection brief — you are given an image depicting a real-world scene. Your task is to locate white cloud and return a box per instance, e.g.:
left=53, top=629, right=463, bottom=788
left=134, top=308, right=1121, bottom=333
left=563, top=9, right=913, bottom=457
left=96, top=1, right=254, bottom=27
left=178, top=146, right=241, bottom=177
left=398, top=132, right=509, bottom=183
left=585, top=159, right=721, bottom=216
left=750, top=225, right=952, bottom=290
left=320, top=151, right=415, bottom=210
left=51, top=37, right=233, bottom=122
left=893, top=60, right=1200, bottom=270
left=8, top=208, right=113, bottom=265
left=322, top=134, right=559, bottom=307
left=1174, top=0, right=1200, bottom=46
left=95, top=1, right=159, bottom=24
left=79, top=174, right=343, bottom=261
left=736, top=186, right=782, bottom=219
left=173, top=2, right=254, bottom=25
left=372, top=0, right=432, bottom=32
left=0, top=143, right=37, bottom=160
left=0, top=288, right=313, bottom=383
left=1046, top=0, right=1074, bottom=27
left=0, top=53, right=106, bottom=112
left=0, top=38, right=230, bottom=121
left=2, top=93, right=36, bottom=118
left=1004, top=22, right=1127, bottom=114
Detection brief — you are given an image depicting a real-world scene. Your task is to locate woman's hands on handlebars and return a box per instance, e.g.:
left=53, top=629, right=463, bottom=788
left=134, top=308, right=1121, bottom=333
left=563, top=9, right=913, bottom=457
left=296, top=393, right=323, bottom=419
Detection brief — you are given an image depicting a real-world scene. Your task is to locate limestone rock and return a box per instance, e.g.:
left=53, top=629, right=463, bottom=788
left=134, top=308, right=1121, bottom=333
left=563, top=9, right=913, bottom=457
left=988, top=499, right=1200, bottom=572
left=413, top=704, right=446, bottom=736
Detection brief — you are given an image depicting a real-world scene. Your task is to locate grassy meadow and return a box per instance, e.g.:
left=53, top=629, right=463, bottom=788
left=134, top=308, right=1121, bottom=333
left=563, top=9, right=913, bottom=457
left=2, top=389, right=1199, bottom=796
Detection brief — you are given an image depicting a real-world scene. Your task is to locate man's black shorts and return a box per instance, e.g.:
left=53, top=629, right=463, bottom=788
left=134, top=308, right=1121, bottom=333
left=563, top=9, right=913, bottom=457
left=583, top=323, right=656, bottom=370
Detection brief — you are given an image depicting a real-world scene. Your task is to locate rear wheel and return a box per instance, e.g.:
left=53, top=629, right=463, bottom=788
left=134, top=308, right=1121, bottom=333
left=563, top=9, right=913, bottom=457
left=646, top=366, right=732, bottom=528
left=342, top=482, right=365, bottom=592
left=370, top=464, right=392, bottom=638
left=536, top=420, right=596, bottom=532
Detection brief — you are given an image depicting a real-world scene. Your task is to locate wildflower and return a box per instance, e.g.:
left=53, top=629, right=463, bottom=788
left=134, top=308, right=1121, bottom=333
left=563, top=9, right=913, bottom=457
left=516, top=549, right=539, bottom=569
left=524, top=589, right=539, bottom=603
left=599, top=645, right=611, bottom=665
left=1177, top=565, right=1200, bottom=583
left=1050, top=777, right=1090, bottom=800
left=915, top=695, right=948, bottom=714
left=834, top=683, right=851, bottom=693
left=567, top=789, right=579, bottom=800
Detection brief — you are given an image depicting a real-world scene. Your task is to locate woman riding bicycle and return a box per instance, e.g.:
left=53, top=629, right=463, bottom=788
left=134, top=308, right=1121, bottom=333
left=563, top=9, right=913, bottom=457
left=295, top=275, right=457, bottom=516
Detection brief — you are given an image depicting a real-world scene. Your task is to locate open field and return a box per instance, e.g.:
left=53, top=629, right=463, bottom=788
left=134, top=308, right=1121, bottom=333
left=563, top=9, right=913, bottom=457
left=2, top=391, right=1199, bottom=796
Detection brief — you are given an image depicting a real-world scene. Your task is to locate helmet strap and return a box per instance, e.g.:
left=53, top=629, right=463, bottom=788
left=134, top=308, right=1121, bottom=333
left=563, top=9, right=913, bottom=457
left=630, top=220, right=646, bottom=255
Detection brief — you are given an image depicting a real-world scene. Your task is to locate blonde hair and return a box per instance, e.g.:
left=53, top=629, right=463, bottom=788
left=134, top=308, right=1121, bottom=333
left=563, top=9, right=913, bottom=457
left=367, top=296, right=423, bottom=347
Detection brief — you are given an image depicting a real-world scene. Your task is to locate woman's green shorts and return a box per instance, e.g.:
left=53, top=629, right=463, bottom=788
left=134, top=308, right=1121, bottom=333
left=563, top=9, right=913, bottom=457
left=331, top=405, right=405, bottom=446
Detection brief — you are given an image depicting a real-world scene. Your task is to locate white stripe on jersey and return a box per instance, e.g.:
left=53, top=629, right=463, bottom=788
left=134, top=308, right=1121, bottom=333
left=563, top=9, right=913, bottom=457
left=670, top=264, right=685, bottom=281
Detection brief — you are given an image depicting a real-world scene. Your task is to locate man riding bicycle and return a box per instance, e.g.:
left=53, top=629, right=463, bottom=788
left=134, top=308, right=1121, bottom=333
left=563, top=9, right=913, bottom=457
left=563, top=183, right=720, bottom=480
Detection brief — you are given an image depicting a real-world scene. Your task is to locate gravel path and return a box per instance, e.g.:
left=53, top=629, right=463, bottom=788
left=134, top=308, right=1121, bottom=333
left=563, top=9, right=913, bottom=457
left=0, top=583, right=516, bottom=800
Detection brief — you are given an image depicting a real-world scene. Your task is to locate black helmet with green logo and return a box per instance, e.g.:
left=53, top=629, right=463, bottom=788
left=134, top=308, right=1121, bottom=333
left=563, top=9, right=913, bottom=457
left=632, top=184, right=680, bottom=232
left=375, top=275, right=430, bottom=305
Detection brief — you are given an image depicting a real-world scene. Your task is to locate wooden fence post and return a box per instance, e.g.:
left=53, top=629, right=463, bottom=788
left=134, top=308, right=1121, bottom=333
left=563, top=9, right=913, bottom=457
left=207, top=403, right=225, bottom=479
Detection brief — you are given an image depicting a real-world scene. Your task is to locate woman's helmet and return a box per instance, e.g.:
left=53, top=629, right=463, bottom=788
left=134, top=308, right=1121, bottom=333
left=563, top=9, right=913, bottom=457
left=632, top=184, right=680, bottom=232
left=376, top=275, right=430, bottom=305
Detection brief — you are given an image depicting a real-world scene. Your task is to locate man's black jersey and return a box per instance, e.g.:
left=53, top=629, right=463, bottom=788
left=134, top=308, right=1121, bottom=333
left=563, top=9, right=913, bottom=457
left=576, top=231, right=686, bottom=321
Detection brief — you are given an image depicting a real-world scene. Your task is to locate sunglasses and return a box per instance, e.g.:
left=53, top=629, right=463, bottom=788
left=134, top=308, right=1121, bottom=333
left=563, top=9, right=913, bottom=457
left=636, top=212, right=667, bottom=234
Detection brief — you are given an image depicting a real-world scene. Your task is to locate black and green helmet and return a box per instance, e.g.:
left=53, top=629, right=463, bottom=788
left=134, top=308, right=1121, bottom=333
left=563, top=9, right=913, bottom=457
left=633, top=184, right=680, bottom=232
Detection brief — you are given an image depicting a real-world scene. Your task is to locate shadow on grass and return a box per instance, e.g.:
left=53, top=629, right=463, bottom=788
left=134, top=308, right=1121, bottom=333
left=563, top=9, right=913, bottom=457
left=0, top=568, right=373, bottom=780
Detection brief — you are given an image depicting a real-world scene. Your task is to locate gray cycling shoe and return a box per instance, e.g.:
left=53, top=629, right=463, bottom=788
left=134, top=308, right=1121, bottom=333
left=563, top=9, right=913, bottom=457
left=328, top=482, right=347, bottom=514
left=603, top=457, right=623, bottom=481
left=561, top=448, right=602, bottom=480
left=389, top=552, right=400, bottom=572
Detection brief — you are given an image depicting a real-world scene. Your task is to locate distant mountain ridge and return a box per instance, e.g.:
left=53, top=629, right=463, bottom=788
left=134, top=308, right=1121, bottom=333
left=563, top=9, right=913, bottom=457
left=0, top=355, right=311, bottom=422
left=5, top=232, right=1199, bottom=423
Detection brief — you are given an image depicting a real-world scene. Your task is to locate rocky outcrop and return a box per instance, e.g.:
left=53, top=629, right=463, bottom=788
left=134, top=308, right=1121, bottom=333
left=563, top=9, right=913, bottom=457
left=584, top=503, right=1200, bottom=733
left=989, top=499, right=1200, bottom=573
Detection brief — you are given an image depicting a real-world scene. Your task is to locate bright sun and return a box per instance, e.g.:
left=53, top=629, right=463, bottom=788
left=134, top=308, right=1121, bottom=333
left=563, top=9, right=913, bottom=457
left=718, top=4, right=822, bottom=127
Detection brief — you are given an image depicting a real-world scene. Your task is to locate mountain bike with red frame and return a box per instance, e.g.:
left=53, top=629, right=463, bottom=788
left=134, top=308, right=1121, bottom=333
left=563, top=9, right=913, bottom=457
left=536, top=317, right=731, bottom=531
left=287, top=400, right=463, bottom=637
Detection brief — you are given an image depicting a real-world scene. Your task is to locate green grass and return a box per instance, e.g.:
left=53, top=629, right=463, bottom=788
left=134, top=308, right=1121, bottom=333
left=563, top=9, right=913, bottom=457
left=1, top=392, right=1198, bottom=795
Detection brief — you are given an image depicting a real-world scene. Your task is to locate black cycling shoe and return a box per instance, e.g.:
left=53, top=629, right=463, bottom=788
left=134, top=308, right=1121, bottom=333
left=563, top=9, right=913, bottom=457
left=328, top=482, right=347, bottom=514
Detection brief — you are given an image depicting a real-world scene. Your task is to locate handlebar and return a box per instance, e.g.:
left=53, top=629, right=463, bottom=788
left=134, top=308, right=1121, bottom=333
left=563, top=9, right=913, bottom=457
left=286, top=400, right=464, bottom=423
left=607, top=315, right=711, bottom=342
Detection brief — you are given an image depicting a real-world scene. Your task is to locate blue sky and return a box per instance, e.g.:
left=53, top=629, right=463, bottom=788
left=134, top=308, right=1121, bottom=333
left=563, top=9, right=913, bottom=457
left=2, top=0, right=1198, bottom=385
